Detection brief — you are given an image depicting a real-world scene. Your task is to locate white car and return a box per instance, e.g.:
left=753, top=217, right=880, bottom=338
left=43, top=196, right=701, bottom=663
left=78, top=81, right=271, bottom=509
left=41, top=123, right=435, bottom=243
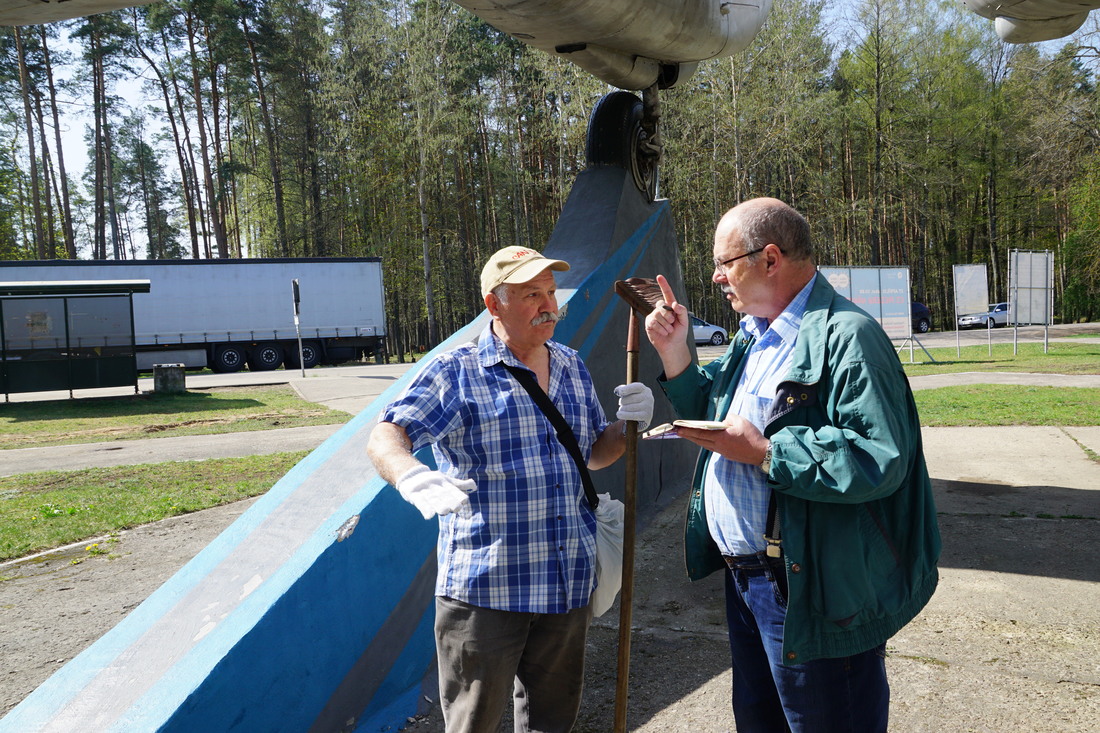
left=958, top=302, right=1010, bottom=329
left=691, top=315, right=728, bottom=346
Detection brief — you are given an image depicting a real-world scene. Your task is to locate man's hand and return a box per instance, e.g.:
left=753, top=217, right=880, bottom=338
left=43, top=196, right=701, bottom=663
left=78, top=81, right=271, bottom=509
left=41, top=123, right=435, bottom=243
left=615, top=382, right=654, bottom=430
left=676, top=415, right=769, bottom=467
left=644, top=274, right=692, bottom=378
left=395, top=465, right=477, bottom=519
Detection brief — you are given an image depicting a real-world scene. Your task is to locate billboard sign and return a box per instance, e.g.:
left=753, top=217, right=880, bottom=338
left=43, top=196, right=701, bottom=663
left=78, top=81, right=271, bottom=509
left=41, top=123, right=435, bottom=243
left=1009, top=250, right=1053, bottom=326
left=953, top=264, right=989, bottom=319
left=819, top=266, right=911, bottom=339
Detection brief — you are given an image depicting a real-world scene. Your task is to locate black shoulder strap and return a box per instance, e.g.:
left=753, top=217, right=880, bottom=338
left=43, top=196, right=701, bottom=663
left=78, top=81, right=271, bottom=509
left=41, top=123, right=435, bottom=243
left=501, top=363, right=599, bottom=510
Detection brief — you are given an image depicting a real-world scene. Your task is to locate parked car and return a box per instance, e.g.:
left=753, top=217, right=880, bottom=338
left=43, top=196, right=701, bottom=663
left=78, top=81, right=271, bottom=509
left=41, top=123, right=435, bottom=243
left=691, top=314, right=728, bottom=346
left=911, top=302, right=932, bottom=333
left=958, top=302, right=1010, bottom=329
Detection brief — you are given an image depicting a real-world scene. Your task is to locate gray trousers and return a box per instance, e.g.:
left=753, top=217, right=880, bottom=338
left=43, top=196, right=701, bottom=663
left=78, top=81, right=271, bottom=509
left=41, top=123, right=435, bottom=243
left=434, top=596, right=593, bottom=733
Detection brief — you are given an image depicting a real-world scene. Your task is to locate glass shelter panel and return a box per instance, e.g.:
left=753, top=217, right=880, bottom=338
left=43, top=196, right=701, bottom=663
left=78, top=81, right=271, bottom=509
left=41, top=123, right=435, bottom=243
left=3, top=298, right=68, bottom=359
left=67, top=296, right=135, bottom=358
left=2, top=293, right=138, bottom=396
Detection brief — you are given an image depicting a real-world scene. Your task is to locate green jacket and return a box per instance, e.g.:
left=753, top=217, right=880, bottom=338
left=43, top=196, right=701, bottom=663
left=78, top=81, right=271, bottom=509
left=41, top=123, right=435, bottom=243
left=661, top=276, right=940, bottom=664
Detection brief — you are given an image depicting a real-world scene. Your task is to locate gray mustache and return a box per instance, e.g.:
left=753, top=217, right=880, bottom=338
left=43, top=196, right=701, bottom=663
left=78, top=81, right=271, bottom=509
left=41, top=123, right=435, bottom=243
left=530, top=303, right=567, bottom=326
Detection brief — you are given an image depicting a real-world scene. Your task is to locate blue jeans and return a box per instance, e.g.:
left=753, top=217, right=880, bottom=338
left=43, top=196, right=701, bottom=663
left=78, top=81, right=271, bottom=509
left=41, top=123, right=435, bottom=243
left=723, top=553, right=889, bottom=733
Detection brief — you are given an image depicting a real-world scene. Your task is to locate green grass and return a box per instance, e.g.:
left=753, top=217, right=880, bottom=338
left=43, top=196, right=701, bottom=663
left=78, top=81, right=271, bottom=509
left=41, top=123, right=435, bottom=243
left=0, top=451, right=308, bottom=562
left=3, top=341, right=1097, bottom=562
left=0, top=385, right=347, bottom=449
left=902, top=342, right=1100, bottom=377
left=914, top=385, right=1100, bottom=426
left=901, top=342, right=1100, bottom=426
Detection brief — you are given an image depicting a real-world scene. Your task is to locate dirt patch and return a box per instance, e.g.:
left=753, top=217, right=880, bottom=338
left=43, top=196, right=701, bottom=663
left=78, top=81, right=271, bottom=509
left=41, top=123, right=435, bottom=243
left=0, top=500, right=256, bottom=715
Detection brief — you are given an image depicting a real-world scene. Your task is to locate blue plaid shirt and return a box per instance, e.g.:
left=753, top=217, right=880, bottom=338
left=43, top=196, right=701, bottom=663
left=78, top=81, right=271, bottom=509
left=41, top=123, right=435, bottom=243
left=382, top=324, right=610, bottom=613
left=705, top=275, right=816, bottom=556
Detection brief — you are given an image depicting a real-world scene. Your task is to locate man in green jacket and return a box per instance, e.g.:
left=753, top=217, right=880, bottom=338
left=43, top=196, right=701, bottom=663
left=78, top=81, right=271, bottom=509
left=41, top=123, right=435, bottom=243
left=644, top=197, right=940, bottom=733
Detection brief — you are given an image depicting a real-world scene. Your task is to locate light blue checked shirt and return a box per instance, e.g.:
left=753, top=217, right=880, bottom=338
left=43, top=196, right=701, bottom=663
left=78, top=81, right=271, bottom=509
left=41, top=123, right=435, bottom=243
left=705, top=275, right=816, bottom=556
left=382, top=324, right=610, bottom=614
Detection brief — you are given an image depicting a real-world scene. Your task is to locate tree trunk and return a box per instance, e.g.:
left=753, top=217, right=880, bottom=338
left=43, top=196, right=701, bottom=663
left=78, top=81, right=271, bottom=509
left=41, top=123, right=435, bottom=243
left=186, top=9, right=228, bottom=258
left=40, top=27, right=76, bottom=258
left=32, top=86, right=57, bottom=259
left=241, top=15, right=289, bottom=255
left=150, top=25, right=202, bottom=256
left=92, top=33, right=107, bottom=259
left=203, top=19, right=233, bottom=256
left=14, top=28, right=46, bottom=259
left=103, top=116, right=122, bottom=259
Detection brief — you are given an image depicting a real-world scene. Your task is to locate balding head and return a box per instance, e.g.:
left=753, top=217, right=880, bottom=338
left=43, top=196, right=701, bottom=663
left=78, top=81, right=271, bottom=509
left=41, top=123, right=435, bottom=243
left=717, top=198, right=813, bottom=264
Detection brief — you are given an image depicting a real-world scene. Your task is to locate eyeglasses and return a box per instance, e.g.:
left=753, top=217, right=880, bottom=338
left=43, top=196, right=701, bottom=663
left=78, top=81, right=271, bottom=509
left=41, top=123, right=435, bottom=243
left=713, top=248, right=764, bottom=274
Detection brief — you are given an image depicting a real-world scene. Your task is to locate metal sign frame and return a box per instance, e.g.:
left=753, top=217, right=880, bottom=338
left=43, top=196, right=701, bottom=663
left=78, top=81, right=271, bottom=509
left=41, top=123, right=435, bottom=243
left=1008, top=249, right=1054, bottom=354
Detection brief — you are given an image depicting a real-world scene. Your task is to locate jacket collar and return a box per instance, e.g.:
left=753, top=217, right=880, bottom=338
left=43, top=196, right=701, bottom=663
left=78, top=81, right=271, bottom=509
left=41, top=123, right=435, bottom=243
left=783, top=274, right=839, bottom=386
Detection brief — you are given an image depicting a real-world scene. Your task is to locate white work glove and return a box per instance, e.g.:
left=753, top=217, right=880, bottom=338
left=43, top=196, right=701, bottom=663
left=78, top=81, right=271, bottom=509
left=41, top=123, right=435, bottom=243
left=614, top=382, right=654, bottom=431
left=395, top=465, right=476, bottom=519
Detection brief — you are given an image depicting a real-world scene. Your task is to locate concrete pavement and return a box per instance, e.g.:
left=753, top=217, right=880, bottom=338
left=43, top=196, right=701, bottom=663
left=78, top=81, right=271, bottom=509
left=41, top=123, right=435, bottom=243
left=0, top=362, right=411, bottom=477
left=4, top=364, right=1100, bottom=476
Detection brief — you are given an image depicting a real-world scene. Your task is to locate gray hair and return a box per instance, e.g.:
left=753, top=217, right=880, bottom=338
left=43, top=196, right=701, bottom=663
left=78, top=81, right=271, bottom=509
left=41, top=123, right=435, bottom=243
left=736, top=201, right=813, bottom=262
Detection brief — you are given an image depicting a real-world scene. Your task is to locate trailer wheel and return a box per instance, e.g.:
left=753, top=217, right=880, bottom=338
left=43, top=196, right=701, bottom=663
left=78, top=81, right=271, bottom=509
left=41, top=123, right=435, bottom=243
left=212, top=345, right=247, bottom=373
left=285, top=341, right=320, bottom=370
left=249, top=342, right=284, bottom=371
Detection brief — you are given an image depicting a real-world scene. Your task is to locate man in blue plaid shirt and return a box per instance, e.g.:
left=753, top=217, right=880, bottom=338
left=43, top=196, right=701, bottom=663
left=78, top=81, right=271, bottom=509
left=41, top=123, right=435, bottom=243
left=368, top=246, right=654, bottom=733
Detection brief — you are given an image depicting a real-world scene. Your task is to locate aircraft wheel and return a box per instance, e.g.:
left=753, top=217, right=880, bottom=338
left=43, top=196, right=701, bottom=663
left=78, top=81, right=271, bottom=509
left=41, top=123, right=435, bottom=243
left=586, top=91, right=657, bottom=200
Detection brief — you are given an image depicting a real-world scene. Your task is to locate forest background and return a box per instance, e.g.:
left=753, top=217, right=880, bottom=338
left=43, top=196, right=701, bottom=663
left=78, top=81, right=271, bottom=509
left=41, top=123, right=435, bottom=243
left=1, top=0, right=1098, bottom=359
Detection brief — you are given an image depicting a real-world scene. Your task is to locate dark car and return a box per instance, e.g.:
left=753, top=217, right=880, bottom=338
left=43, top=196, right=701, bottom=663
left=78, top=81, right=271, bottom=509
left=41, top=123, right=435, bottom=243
left=911, top=302, right=932, bottom=333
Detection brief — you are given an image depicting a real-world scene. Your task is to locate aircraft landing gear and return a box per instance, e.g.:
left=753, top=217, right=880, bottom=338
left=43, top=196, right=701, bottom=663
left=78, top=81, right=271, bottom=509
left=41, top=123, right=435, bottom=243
left=585, top=85, right=663, bottom=200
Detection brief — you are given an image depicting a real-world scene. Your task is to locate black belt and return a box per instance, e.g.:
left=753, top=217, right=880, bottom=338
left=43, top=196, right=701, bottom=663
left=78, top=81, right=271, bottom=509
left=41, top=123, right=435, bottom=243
left=722, top=551, right=782, bottom=571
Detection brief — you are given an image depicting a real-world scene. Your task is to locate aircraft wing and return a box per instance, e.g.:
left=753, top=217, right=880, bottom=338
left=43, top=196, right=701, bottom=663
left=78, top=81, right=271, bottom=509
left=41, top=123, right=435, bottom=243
left=1, top=0, right=157, bottom=26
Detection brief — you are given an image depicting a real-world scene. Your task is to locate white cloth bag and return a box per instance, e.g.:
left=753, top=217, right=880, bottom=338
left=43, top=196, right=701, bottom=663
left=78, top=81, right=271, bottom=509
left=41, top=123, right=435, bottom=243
left=589, top=493, right=625, bottom=617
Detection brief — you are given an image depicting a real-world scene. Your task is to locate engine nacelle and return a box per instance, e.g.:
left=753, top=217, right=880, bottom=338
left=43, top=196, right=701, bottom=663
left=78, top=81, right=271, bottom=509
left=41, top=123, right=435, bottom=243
left=453, top=0, right=772, bottom=89
left=957, top=0, right=1099, bottom=43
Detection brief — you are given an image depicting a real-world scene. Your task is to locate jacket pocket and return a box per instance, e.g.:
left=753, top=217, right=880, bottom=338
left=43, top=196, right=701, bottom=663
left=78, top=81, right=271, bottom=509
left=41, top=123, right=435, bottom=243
left=806, top=503, right=902, bottom=626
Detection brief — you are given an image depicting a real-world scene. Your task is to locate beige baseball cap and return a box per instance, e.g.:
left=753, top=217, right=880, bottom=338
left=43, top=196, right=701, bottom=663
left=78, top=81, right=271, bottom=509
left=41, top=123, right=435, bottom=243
left=480, top=246, right=570, bottom=297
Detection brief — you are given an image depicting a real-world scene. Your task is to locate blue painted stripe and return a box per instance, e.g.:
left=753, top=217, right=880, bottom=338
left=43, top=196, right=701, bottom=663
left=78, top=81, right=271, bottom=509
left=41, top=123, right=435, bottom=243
left=553, top=202, right=670, bottom=359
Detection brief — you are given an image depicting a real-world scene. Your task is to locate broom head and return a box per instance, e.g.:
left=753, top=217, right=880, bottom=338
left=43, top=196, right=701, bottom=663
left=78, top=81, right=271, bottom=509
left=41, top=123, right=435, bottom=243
left=614, top=277, right=665, bottom=315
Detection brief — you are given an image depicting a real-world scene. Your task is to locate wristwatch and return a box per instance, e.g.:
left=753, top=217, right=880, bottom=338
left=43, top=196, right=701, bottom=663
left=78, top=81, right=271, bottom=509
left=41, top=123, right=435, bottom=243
left=760, top=442, right=772, bottom=475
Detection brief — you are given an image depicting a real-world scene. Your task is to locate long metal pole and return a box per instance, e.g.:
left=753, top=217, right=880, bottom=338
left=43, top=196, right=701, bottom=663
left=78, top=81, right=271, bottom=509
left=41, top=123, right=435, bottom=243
left=292, top=279, right=305, bottom=378
left=613, top=309, right=640, bottom=732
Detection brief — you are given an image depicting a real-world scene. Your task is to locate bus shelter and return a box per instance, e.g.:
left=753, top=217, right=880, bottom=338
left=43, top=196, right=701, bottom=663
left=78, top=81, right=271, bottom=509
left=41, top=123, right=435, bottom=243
left=1, top=280, right=150, bottom=400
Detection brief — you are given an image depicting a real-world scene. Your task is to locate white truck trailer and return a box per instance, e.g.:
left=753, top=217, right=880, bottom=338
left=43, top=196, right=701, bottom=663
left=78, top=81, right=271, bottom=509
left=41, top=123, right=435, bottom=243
left=0, top=258, right=386, bottom=372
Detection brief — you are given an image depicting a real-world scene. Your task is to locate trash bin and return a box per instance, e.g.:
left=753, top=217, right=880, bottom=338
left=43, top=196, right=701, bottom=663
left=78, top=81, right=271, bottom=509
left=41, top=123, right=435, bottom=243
left=153, top=363, right=186, bottom=394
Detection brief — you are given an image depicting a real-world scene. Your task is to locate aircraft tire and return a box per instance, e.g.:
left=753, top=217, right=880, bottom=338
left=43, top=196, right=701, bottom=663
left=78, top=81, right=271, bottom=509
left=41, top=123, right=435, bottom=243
left=585, top=91, right=656, bottom=200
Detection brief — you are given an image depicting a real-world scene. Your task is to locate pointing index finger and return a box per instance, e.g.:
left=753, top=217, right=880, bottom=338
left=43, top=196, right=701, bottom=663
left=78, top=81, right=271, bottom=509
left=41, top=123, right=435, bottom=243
left=656, top=274, right=679, bottom=309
